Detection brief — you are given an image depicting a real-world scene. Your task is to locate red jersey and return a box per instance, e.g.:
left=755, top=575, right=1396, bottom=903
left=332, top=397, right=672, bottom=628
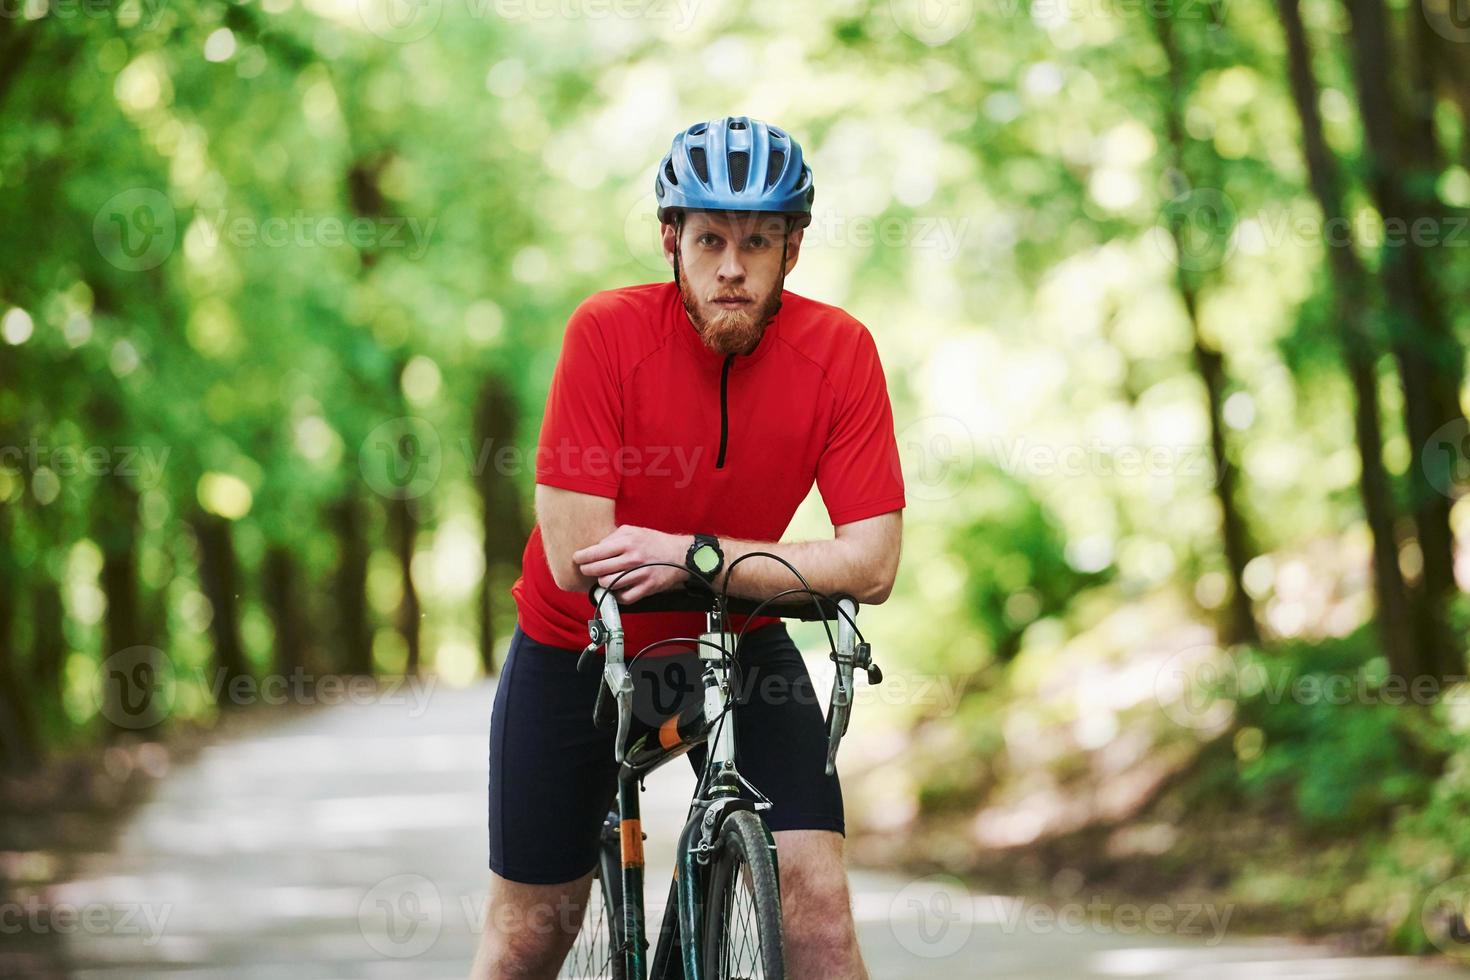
left=510, top=281, right=906, bottom=656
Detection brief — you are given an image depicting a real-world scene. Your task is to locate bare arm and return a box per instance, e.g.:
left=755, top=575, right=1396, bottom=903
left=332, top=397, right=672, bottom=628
left=713, top=511, right=902, bottom=605
left=535, top=484, right=617, bottom=592
left=571, top=510, right=903, bottom=606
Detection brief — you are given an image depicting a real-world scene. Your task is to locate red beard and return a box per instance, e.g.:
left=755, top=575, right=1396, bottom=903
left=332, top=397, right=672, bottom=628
left=679, top=277, right=784, bottom=356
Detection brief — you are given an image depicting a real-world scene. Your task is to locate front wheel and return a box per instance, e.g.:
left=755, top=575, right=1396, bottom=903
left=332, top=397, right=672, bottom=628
left=562, top=814, right=627, bottom=979
left=701, top=809, right=785, bottom=979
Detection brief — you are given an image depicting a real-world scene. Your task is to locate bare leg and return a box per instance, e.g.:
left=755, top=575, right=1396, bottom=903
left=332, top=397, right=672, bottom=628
left=773, top=829, right=869, bottom=980
left=467, top=869, right=595, bottom=980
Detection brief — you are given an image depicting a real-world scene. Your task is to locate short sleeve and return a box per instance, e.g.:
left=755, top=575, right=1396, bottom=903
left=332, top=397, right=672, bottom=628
left=816, top=327, right=906, bottom=526
left=535, top=301, right=622, bottom=498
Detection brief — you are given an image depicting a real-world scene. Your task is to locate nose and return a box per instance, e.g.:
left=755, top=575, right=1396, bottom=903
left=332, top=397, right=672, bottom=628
left=716, top=247, right=745, bottom=282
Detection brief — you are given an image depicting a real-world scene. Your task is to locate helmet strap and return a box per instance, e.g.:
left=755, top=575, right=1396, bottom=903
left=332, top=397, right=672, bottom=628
left=672, top=212, right=684, bottom=291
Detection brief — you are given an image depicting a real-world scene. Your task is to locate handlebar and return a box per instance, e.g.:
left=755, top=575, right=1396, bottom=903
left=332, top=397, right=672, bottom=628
left=589, top=584, right=856, bottom=622
left=580, top=584, right=880, bottom=775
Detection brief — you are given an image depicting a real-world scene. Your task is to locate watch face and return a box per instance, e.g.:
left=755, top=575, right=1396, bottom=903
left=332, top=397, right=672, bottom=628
left=693, top=544, right=720, bottom=574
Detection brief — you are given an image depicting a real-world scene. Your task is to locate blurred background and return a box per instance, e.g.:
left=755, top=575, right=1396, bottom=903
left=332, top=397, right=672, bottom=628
left=3, top=0, right=1470, bottom=975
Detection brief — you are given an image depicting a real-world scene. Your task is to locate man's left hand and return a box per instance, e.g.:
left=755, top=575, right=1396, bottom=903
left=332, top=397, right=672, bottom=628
left=572, top=525, right=690, bottom=602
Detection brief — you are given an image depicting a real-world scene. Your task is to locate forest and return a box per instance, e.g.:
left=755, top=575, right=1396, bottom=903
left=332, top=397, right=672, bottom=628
left=1, top=0, right=1469, bottom=960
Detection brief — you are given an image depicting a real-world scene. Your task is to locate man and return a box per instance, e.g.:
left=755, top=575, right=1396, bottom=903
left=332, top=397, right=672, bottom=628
left=471, top=115, right=904, bottom=979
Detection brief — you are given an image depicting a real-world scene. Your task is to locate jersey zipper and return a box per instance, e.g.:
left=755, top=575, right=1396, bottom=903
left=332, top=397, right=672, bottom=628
left=716, top=353, right=734, bottom=468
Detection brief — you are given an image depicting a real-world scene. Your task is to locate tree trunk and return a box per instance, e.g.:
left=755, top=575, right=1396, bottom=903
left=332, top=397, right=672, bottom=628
left=0, top=502, right=37, bottom=771
left=193, top=512, right=251, bottom=706
left=331, top=495, right=374, bottom=676
left=263, top=545, right=311, bottom=679
left=32, top=575, right=66, bottom=734
left=1344, top=0, right=1465, bottom=682
left=474, top=376, right=530, bottom=675
left=390, top=498, right=421, bottom=675
left=1276, top=0, right=1417, bottom=673
left=1152, top=6, right=1262, bottom=646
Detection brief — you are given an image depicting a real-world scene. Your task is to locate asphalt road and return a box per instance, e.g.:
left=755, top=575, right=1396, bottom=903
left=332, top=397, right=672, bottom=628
left=45, top=676, right=1470, bottom=979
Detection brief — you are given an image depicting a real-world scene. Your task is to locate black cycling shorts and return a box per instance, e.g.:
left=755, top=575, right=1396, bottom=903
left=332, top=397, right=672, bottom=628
left=487, top=620, right=845, bottom=884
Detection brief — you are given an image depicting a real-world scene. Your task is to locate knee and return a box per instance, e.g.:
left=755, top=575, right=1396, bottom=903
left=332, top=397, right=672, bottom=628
left=783, top=884, right=859, bottom=952
left=481, top=893, right=584, bottom=978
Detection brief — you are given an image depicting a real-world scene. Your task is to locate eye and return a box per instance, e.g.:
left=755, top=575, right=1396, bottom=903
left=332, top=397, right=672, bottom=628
left=744, top=235, right=771, bottom=249
left=697, top=233, right=720, bottom=247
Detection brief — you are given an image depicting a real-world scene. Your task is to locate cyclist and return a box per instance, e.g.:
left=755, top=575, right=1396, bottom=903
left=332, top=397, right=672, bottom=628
left=471, top=115, right=905, bottom=980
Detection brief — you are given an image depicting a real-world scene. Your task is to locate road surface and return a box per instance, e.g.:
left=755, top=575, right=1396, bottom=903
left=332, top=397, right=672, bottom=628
left=44, top=676, right=1470, bottom=978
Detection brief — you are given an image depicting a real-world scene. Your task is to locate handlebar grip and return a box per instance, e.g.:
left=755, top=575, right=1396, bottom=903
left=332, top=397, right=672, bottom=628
left=593, top=678, right=618, bottom=732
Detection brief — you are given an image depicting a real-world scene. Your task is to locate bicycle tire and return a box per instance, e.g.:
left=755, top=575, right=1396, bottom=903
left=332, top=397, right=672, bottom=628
left=561, top=837, right=627, bottom=979
left=701, top=810, right=785, bottom=979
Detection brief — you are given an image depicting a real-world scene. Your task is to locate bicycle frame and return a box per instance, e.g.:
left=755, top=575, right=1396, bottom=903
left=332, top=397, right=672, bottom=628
left=585, top=586, right=862, bottom=980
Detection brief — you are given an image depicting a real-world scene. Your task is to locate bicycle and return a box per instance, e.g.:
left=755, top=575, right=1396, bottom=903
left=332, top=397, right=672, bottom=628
left=560, top=555, right=883, bottom=980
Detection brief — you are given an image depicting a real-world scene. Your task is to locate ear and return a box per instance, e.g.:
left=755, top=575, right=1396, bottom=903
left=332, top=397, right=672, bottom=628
left=660, top=221, right=679, bottom=270
left=783, top=226, right=804, bottom=275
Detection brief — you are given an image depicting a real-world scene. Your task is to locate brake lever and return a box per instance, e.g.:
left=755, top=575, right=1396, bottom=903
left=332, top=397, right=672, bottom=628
left=589, top=589, right=636, bottom=765
left=824, top=597, right=862, bottom=776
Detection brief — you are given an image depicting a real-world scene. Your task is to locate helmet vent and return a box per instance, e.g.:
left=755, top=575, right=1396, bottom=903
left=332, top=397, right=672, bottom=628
left=689, top=146, right=710, bottom=184
left=664, top=160, right=678, bottom=186
left=728, top=151, right=749, bottom=192
left=690, top=123, right=708, bottom=135
left=729, top=120, right=747, bottom=130
left=765, top=149, right=785, bottom=188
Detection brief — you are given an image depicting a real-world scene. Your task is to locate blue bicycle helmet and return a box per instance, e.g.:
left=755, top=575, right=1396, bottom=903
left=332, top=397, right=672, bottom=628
left=655, top=116, right=814, bottom=228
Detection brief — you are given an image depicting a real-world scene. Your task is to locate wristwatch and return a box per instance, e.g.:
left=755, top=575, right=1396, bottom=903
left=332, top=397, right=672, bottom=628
left=685, top=533, right=724, bottom=581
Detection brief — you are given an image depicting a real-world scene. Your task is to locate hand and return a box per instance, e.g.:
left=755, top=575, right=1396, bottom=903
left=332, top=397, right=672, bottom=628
left=572, top=525, right=689, bottom=603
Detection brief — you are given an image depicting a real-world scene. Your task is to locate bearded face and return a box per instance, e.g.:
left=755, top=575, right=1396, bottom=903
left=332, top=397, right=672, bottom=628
left=663, top=211, right=803, bottom=356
